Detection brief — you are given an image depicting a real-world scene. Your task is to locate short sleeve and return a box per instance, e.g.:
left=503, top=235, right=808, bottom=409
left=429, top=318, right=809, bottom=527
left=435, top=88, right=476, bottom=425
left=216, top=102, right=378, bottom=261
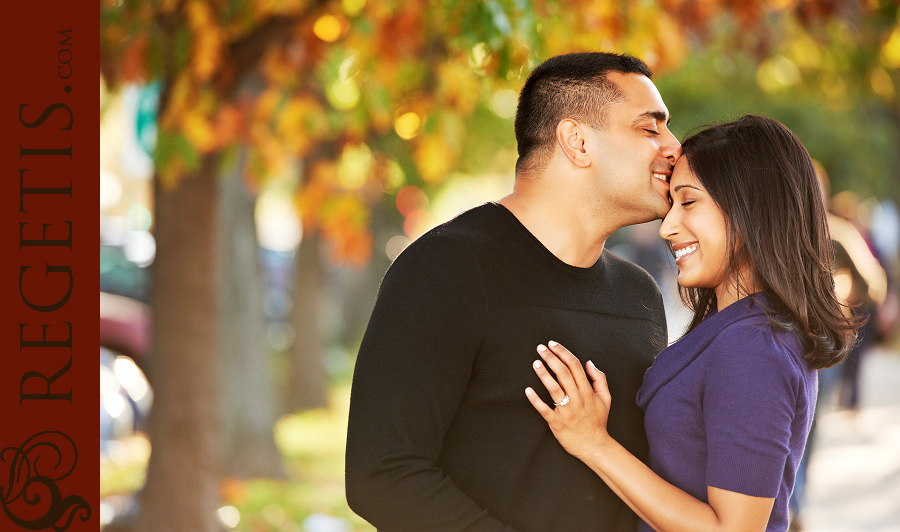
left=702, top=324, right=802, bottom=497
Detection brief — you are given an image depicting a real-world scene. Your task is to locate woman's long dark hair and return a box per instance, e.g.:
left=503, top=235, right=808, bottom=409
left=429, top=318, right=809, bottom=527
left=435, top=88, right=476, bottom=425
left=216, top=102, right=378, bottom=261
left=678, top=115, right=861, bottom=369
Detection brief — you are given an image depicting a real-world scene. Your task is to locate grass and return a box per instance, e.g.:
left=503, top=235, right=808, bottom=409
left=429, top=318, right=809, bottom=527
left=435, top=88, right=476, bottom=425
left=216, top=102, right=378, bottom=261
left=226, top=384, right=374, bottom=532
left=100, top=383, right=374, bottom=531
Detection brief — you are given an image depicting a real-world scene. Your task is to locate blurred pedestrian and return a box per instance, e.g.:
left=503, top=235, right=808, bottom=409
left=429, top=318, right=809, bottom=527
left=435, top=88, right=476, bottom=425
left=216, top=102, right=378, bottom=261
left=789, top=166, right=889, bottom=529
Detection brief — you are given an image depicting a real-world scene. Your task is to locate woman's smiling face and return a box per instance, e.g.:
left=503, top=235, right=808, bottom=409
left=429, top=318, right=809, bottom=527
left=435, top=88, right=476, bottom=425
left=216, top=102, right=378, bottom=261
left=659, top=160, right=738, bottom=306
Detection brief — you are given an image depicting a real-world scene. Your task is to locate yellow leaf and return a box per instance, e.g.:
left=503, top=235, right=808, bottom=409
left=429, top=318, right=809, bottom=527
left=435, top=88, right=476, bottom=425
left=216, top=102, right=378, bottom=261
left=276, top=96, right=328, bottom=156
left=254, top=89, right=282, bottom=123
left=182, top=109, right=217, bottom=153
left=186, top=0, right=214, bottom=27
left=881, top=26, right=900, bottom=70
left=159, top=73, right=194, bottom=131
left=191, top=27, right=224, bottom=82
left=437, top=60, right=482, bottom=114
left=186, top=1, right=224, bottom=82
left=414, top=135, right=455, bottom=184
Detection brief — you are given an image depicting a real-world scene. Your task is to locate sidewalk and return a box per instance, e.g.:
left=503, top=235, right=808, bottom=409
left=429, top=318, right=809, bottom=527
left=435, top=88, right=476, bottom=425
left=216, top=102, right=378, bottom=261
left=801, top=347, right=900, bottom=532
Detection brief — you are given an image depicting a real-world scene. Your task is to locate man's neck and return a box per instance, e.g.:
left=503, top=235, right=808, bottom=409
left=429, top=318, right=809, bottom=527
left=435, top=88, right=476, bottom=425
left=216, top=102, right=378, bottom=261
left=497, top=191, right=615, bottom=268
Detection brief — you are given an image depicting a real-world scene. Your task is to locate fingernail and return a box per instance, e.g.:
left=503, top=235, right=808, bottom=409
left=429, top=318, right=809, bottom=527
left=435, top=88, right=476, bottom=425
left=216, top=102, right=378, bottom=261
left=533, top=360, right=542, bottom=369
left=537, top=344, right=547, bottom=352
left=548, top=340, right=558, bottom=347
left=589, top=360, right=598, bottom=370
left=525, top=388, right=533, bottom=396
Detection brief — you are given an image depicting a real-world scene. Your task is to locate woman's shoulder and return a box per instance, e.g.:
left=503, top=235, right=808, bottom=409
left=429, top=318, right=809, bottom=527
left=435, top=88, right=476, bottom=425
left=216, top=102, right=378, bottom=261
left=700, top=308, right=816, bottom=427
left=704, top=302, right=809, bottom=377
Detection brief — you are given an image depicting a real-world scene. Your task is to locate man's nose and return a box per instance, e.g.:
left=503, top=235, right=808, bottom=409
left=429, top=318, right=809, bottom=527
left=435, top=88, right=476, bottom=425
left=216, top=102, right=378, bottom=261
left=661, top=130, right=682, bottom=165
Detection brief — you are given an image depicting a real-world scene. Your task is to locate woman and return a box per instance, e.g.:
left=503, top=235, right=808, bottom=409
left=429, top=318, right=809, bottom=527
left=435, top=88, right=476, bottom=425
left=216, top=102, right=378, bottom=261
left=525, top=115, right=860, bottom=532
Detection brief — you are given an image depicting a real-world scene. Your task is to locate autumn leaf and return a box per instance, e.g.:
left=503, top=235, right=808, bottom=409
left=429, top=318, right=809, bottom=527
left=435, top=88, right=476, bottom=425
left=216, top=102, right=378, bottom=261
left=437, top=59, right=482, bottom=114
left=414, top=134, right=455, bottom=185
left=277, top=96, right=329, bottom=156
left=320, top=194, right=373, bottom=266
left=101, top=0, right=900, bottom=268
left=182, top=108, right=218, bottom=153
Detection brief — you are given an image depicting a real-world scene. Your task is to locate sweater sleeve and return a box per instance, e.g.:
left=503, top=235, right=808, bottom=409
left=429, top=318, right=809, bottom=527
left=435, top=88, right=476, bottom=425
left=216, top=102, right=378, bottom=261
left=701, top=324, right=801, bottom=498
left=345, top=234, right=517, bottom=532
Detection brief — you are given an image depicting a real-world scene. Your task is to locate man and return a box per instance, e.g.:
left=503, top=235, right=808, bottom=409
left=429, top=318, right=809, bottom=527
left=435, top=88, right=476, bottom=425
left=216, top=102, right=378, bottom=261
left=345, top=52, right=681, bottom=532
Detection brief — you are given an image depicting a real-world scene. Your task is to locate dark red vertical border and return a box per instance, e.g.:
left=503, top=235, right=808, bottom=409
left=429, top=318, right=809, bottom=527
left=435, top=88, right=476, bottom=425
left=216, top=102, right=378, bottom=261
left=0, top=0, right=98, bottom=530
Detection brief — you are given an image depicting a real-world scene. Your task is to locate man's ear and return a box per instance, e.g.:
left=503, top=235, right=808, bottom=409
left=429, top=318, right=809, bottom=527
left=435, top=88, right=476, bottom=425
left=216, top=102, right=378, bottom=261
left=556, top=119, right=591, bottom=168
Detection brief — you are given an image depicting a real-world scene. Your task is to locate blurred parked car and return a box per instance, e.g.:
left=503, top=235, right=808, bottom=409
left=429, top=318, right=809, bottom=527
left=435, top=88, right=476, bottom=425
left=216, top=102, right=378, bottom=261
left=100, top=292, right=152, bottom=450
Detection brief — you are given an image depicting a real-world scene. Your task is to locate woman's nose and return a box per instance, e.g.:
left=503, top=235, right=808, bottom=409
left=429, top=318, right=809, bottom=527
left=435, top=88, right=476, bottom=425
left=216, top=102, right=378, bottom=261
left=659, top=217, right=678, bottom=240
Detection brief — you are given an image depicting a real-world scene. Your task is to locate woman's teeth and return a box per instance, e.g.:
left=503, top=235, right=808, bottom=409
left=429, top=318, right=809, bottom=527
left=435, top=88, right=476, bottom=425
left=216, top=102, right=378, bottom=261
left=675, top=244, right=697, bottom=259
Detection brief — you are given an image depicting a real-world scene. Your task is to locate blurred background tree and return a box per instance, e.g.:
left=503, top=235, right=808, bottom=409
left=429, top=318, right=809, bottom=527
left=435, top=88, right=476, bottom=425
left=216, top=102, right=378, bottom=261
left=99, top=1, right=900, bottom=531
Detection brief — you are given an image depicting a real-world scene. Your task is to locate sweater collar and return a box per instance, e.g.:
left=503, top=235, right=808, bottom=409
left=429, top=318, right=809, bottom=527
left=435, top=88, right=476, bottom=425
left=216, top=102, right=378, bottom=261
left=636, top=293, right=769, bottom=409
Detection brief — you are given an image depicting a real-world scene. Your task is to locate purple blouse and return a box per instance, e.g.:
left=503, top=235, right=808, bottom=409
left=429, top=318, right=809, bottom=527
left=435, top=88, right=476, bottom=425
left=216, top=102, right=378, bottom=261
left=636, top=294, right=817, bottom=532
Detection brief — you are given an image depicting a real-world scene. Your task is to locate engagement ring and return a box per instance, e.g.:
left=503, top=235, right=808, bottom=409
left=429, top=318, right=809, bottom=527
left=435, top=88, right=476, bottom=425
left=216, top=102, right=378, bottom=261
left=553, top=395, right=570, bottom=407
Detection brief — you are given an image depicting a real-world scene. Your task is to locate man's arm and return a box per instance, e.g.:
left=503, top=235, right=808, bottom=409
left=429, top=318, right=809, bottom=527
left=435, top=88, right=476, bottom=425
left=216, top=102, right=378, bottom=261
left=345, top=235, right=518, bottom=532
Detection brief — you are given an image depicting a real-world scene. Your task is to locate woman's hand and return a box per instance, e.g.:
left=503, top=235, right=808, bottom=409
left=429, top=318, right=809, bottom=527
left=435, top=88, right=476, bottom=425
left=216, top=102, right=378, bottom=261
left=525, top=341, right=614, bottom=460
left=527, top=343, right=777, bottom=532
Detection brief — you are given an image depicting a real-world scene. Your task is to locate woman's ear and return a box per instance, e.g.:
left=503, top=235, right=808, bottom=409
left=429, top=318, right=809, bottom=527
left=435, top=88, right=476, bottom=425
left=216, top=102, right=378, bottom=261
left=556, top=119, right=591, bottom=168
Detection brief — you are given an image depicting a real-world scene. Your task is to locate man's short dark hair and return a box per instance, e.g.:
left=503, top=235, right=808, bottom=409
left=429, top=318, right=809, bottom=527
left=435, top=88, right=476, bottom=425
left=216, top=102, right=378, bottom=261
left=514, top=52, right=653, bottom=176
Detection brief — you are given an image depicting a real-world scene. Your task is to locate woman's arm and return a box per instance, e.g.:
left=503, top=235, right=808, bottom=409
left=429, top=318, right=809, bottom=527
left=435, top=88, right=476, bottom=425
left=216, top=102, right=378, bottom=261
left=525, top=341, right=774, bottom=532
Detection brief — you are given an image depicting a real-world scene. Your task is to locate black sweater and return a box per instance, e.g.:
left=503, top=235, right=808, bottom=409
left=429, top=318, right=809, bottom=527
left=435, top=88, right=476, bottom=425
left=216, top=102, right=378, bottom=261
left=346, top=203, right=667, bottom=532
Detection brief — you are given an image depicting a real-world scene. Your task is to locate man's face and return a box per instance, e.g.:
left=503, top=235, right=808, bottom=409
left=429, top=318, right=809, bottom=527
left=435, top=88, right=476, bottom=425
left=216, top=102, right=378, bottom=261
left=583, top=72, right=681, bottom=224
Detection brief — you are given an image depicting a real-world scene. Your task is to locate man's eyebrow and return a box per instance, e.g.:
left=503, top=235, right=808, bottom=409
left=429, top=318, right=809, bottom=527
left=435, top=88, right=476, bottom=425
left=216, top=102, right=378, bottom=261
left=632, top=110, right=670, bottom=126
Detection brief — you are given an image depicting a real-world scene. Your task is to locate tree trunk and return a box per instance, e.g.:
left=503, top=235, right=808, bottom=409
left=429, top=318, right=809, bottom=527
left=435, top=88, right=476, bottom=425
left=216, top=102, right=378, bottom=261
left=138, top=156, right=221, bottom=532
left=216, top=148, right=286, bottom=478
left=283, top=232, right=328, bottom=412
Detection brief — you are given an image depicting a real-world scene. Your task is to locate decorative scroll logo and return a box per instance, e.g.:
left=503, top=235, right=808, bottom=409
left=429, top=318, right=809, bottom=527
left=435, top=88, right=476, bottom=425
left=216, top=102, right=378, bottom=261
left=0, top=431, right=90, bottom=530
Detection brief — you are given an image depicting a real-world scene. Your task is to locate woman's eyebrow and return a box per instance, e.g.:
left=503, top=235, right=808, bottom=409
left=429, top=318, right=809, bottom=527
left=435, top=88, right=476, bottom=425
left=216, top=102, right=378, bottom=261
left=673, top=184, right=703, bottom=193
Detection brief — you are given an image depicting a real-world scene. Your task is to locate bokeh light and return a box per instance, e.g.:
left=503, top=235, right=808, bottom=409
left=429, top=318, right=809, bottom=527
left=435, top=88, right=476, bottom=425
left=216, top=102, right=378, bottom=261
left=115, top=356, right=150, bottom=403
left=342, top=0, right=365, bottom=16
left=489, top=89, right=518, bottom=119
left=217, top=506, right=241, bottom=528
left=382, top=159, right=406, bottom=192
left=313, top=15, right=342, bottom=43
left=755, top=55, right=801, bottom=93
left=338, top=143, right=373, bottom=190
left=123, top=231, right=156, bottom=267
left=869, top=67, right=895, bottom=100
left=103, top=391, right=126, bottom=419
left=329, top=78, right=360, bottom=110
left=394, top=112, right=421, bottom=140
left=385, top=235, right=411, bottom=261
left=881, top=27, right=900, bottom=69
left=267, top=322, right=296, bottom=351
left=256, top=190, right=302, bottom=252
left=395, top=185, right=428, bottom=216
left=127, top=203, right=153, bottom=232
left=100, top=170, right=123, bottom=211
left=403, top=209, right=435, bottom=240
